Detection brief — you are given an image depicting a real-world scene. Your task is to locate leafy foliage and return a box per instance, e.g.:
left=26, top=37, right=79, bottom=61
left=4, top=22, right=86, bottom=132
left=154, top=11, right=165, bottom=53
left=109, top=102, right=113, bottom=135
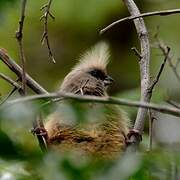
left=0, top=99, right=179, bottom=179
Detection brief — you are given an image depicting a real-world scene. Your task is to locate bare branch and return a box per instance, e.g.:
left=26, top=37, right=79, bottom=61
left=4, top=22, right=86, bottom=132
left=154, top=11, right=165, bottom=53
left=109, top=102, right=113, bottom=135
left=0, top=49, right=48, bottom=94
left=40, top=0, right=56, bottom=63
left=131, top=47, right=142, bottom=59
left=147, top=46, right=170, bottom=151
left=0, top=50, right=49, bottom=151
left=100, top=8, right=180, bottom=34
left=15, top=0, right=27, bottom=95
left=0, top=49, right=48, bottom=152
left=157, top=40, right=180, bottom=82
left=148, top=111, right=156, bottom=151
left=167, top=59, right=180, bottom=82
left=0, top=88, right=17, bottom=106
left=166, top=99, right=180, bottom=109
left=122, top=0, right=151, bottom=146
left=148, top=47, right=170, bottom=93
left=2, top=92, right=180, bottom=117
left=0, top=76, right=25, bottom=105
left=0, top=73, right=22, bottom=91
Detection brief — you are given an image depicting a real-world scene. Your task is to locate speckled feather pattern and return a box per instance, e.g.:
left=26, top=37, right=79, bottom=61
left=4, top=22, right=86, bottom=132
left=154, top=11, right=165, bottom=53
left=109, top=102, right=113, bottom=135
left=45, top=42, right=129, bottom=159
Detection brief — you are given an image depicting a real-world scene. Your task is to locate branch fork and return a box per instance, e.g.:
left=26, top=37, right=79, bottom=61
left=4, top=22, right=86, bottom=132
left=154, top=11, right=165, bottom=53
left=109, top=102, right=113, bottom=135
left=40, top=0, right=56, bottom=63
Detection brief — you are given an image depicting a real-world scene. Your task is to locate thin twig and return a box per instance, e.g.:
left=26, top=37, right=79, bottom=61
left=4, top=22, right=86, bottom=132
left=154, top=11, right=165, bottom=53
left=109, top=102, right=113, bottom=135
left=15, top=0, right=27, bottom=95
left=123, top=0, right=151, bottom=147
left=148, top=111, right=156, bottom=151
left=157, top=40, right=180, bottom=82
left=166, top=99, right=180, bottom=109
left=0, top=51, right=49, bottom=151
left=131, top=47, right=142, bottom=59
left=168, top=58, right=180, bottom=82
left=0, top=49, right=48, bottom=94
left=0, top=87, right=17, bottom=106
left=100, top=8, right=180, bottom=34
left=0, top=49, right=49, bottom=152
left=148, top=47, right=170, bottom=93
left=0, top=75, right=23, bottom=104
left=147, top=46, right=170, bottom=151
left=40, top=0, right=56, bottom=63
left=131, top=44, right=159, bottom=153
left=2, top=92, right=180, bottom=117
left=0, top=73, right=22, bottom=91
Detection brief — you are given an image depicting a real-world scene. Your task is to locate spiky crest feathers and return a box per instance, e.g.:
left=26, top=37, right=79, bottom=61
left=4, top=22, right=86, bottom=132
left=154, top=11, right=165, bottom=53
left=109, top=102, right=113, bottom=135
left=72, top=42, right=110, bottom=72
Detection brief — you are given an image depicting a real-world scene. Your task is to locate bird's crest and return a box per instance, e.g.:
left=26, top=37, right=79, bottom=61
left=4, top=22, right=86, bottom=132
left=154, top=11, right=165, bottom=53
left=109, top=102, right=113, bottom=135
left=73, top=42, right=110, bottom=71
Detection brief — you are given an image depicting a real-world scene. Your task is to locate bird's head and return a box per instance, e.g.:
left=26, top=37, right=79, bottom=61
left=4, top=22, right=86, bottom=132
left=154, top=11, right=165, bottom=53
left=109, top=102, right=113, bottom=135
left=60, top=42, right=113, bottom=96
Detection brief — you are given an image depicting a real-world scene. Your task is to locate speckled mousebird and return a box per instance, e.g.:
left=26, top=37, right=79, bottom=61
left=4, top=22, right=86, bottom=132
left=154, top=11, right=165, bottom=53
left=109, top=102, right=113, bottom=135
left=44, top=42, right=129, bottom=159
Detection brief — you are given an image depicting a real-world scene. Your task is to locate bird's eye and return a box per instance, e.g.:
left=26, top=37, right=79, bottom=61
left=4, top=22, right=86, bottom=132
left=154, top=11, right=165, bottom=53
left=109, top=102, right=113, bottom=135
left=90, top=70, right=98, bottom=77
left=89, top=69, right=106, bottom=80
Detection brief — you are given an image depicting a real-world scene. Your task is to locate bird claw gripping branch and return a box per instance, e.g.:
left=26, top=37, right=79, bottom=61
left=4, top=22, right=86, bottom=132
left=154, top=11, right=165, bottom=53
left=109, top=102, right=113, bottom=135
left=126, top=129, right=142, bottom=146
left=31, top=126, right=49, bottom=142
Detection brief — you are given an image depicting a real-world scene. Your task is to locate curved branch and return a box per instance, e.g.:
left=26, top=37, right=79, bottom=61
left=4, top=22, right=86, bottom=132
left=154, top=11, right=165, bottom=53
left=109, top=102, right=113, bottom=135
left=123, top=0, right=151, bottom=144
left=100, top=8, right=180, bottom=34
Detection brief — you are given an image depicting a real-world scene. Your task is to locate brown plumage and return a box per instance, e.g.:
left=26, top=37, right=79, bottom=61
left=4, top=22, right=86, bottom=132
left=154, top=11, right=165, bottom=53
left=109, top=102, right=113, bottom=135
left=45, top=42, right=129, bottom=159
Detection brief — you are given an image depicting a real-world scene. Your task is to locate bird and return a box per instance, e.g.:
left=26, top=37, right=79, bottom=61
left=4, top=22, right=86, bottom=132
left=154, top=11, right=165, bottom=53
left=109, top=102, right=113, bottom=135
left=44, top=42, right=129, bottom=159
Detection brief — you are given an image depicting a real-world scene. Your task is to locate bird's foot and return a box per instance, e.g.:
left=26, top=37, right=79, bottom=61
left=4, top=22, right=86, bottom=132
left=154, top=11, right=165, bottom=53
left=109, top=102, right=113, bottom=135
left=125, top=129, right=142, bottom=146
left=31, top=127, right=48, bottom=141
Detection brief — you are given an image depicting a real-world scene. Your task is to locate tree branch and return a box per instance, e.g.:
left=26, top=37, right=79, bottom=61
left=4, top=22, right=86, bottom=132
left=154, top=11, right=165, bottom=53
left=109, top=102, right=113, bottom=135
left=148, top=47, right=170, bottom=93
left=0, top=73, right=22, bottom=91
left=0, top=88, right=17, bottom=106
left=100, top=8, right=180, bottom=34
left=0, top=49, right=48, bottom=152
left=166, top=99, right=180, bottom=109
left=122, top=0, right=151, bottom=146
left=131, top=47, right=142, bottom=59
left=0, top=49, right=48, bottom=94
left=15, top=0, right=27, bottom=95
left=158, top=41, right=180, bottom=82
left=2, top=92, right=180, bottom=117
left=147, top=46, right=170, bottom=151
left=148, top=110, right=156, bottom=151
left=40, top=0, right=56, bottom=64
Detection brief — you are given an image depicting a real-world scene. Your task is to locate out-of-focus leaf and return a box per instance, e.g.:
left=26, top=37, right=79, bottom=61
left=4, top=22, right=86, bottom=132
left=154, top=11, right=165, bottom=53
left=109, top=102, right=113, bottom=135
left=0, top=129, right=19, bottom=159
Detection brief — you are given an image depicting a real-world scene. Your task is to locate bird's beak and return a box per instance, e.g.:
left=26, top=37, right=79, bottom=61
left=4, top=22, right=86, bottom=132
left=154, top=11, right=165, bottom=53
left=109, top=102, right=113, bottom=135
left=104, top=75, right=114, bottom=86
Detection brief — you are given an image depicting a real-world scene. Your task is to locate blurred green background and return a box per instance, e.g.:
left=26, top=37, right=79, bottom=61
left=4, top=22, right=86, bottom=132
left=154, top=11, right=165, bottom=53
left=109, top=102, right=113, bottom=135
left=0, top=0, right=180, bottom=179
left=0, top=0, right=180, bottom=97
